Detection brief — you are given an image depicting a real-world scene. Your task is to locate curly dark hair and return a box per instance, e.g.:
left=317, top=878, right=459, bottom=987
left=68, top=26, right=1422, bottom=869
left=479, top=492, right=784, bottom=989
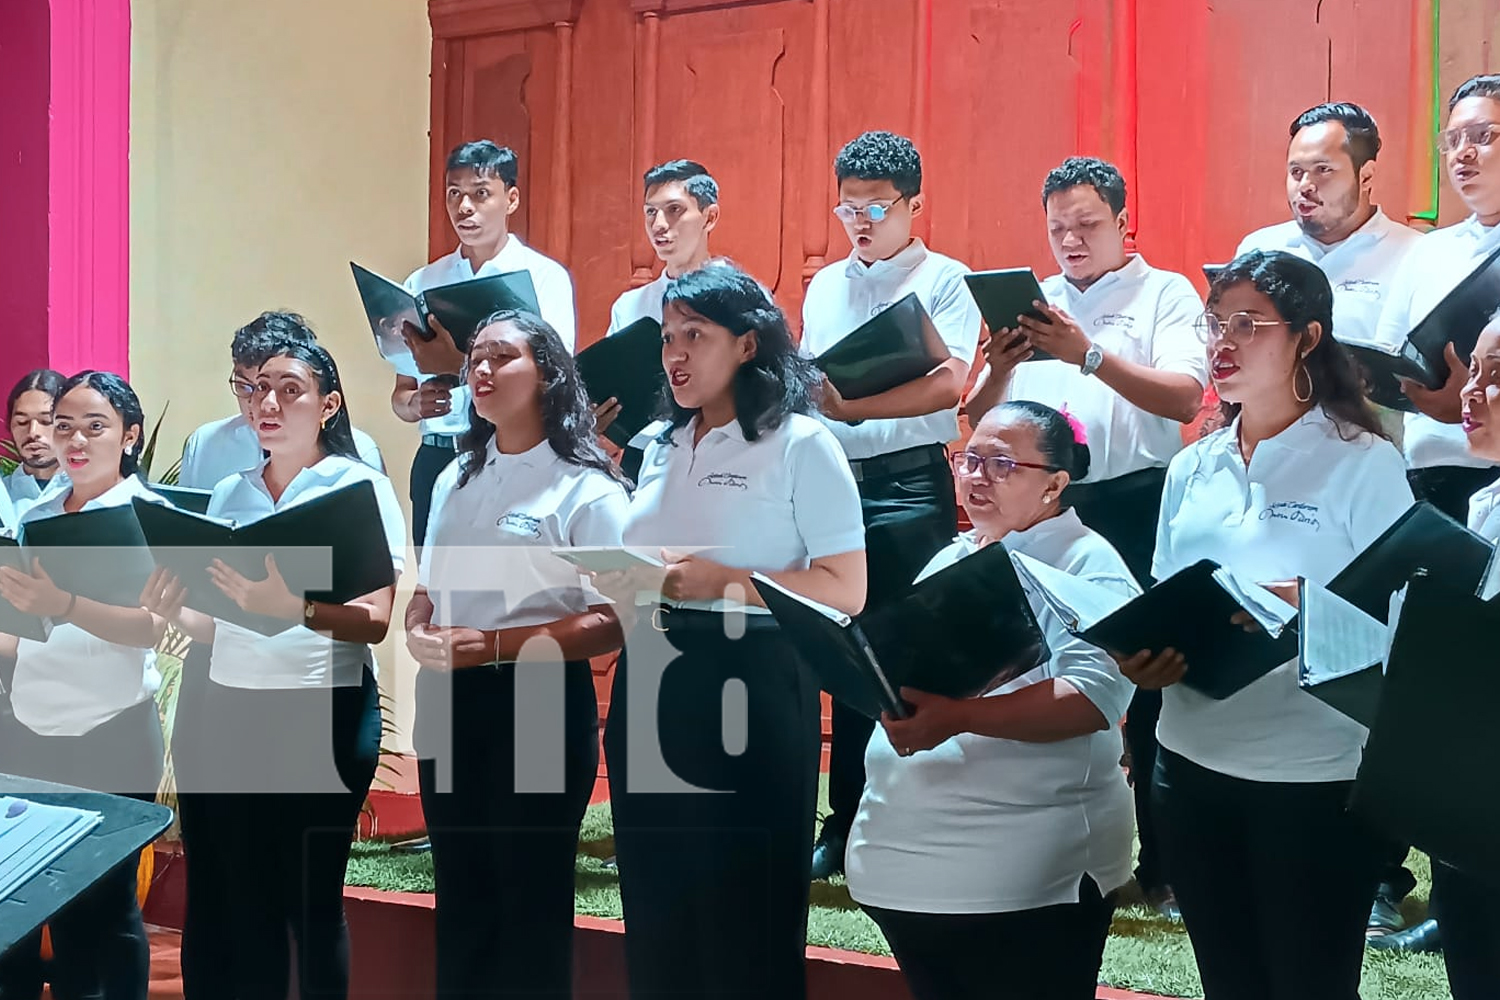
left=834, top=131, right=922, bottom=199
left=57, top=371, right=146, bottom=477
left=455, top=310, right=629, bottom=489
left=656, top=261, right=819, bottom=443
left=1208, top=250, right=1387, bottom=442
left=1041, top=156, right=1127, bottom=215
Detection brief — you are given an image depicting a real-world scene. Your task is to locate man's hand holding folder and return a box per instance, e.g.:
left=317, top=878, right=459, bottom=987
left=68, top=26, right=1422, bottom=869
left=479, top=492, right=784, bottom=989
left=400, top=314, right=467, bottom=378
left=1396, top=341, right=1468, bottom=423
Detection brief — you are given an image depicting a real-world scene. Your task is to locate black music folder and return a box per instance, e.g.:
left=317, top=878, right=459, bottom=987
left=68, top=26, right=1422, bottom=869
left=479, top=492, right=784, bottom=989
left=1351, top=574, right=1500, bottom=883
left=1345, top=242, right=1500, bottom=411
left=1295, top=579, right=1389, bottom=727
left=751, top=542, right=1050, bottom=721
left=0, top=541, right=47, bottom=642
left=962, top=269, right=1055, bottom=362
left=1325, top=502, right=1492, bottom=622
left=813, top=292, right=952, bottom=399
left=0, top=774, right=172, bottom=956
left=150, top=484, right=214, bottom=516
left=131, top=481, right=396, bottom=635
left=575, top=317, right=666, bottom=448
left=1079, top=560, right=1299, bottom=699
left=351, top=262, right=542, bottom=376
left=17, top=506, right=156, bottom=613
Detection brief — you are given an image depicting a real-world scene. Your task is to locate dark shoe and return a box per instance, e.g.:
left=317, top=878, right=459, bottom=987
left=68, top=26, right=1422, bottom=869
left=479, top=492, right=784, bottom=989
left=1145, top=884, right=1182, bottom=922
left=810, top=831, right=845, bottom=880
left=1367, top=883, right=1406, bottom=936
left=1367, top=917, right=1441, bottom=953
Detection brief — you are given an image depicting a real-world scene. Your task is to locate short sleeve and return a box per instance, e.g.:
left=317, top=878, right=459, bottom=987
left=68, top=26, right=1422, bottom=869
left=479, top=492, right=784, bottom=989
left=1339, top=437, right=1415, bottom=554
left=178, top=430, right=204, bottom=491
left=1049, top=625, right=1136, bottom=727
left=417, top=463, right=460, bottom=588
left=1150, top=447, right=1194, bottom=583
left=927, top=265, right=983, bottom=365
left=567, top=487, right=631, bottom=548
left=370, top=473, right=410, bottom=577
left=1146, top=273, right=1209, bottom=385
left=1373, top=251, right=1421, bottom=351
left=535, top=261, right=578, bottom=352
left=352, top=429, right=386, bottom=474
left=788, top=424, right=865, bottom=560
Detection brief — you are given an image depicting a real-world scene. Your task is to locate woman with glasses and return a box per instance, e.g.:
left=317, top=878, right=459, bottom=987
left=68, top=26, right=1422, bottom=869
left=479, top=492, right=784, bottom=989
left=1119, top=250, right=1412, bottom=1000
left=845, top=399, right=1139, bottom=1000
left=406, top=310, right=629, bottom=998
left=140, top=319, right=406, bottom=1000
left=0, top=371, right=169, bottom=1000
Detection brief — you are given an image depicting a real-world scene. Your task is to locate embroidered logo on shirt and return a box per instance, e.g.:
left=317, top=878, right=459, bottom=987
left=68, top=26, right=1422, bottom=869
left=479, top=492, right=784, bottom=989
left=1092, top=313, right=1135, bottom=330
left=497, top=512, right=543, bottom=537
left=697, top=472, right=749, bottom=490
left=1260, top=501, right=1321, bottom=530
left=1336, top=278, right=1382, bottom=297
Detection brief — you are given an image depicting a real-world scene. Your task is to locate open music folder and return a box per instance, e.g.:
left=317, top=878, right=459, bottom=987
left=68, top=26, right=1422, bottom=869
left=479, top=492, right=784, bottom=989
left=351, top=262, right=542, bottom=378
left=1295, top=579, right=1391, bottom=727
left=12, top=506, right=158, bottom=630
left=751, top=541, right=1049, bottom=721
left=1071, top=560, right=1299, bottom=700
left=1351, top=572, right=1500, bottom=882
left=575, top=317, right=666, bottom=448
left=812, top=292, right=952, bottom=399
left=962, top=268, right=1056, bottom=362
left=1342, top=242, right=1500, bottom=412
left=1324, top=501, right=1492, bottom=622
left=131, top=481, right=396, bottom=635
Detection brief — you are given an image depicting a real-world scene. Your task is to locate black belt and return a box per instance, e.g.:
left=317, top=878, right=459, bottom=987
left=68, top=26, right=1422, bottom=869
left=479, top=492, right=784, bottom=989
left=420, top=434, right=459, bottom=450
left=1061, top=465, right=1166, bottom=506
left=847, top=444, right=949, bottom=484
left=647, top=605, right=781, bottom=633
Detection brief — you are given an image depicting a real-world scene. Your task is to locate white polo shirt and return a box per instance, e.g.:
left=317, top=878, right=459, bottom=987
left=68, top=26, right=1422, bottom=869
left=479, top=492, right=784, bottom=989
left=3, top=468, right=51, bottom=506
left=1469, top=478, right=1500, bottom=539
left=420, top=438, right=630, bottom=629
left=800, top=240, right=982, bottom=460
left=0, top=478, right=18, bottom=539
left=10, top=476, right=165, bottom=737
left=624, top=413, right=865, bottom=612
left=1235, top=208, right=1422, bottom=346
left=203, top=455, right=407, bottom=689
left=846, top=508, right=1138, bottom=914
left=1005, top=256, right=1206, bottom=484
left=1151, top=408, right=1412, bottom=781
left=178, top=414, right=385, bottom=491
left=1375, top=215, right=1500, bottom=470
left=608, top=271, right=671, bottom=334
left=404, top=234, right=578, bottom=438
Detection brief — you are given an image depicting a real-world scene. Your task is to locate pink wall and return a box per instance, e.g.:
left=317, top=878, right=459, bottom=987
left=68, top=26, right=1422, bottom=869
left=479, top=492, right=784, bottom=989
left=0, top=0, right=131, bottom=402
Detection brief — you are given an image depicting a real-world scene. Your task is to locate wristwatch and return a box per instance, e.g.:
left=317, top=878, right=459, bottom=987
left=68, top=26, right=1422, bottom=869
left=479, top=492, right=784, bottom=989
left=1080, top=343, right=1104, bottom=377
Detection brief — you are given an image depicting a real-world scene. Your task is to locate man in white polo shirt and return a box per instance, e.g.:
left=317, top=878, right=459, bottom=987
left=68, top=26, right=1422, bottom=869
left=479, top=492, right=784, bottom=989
left=799, top=130, right=981, bottom=880
left=1237, top=102, right=1421, bottom=347
left=389, top=139, right=578, bottom=551
left=966, top=156, right=1205, bottom=918
left=597, top=159, right=721, bottom=481
left=179, top=312, right=385, bottom=490
left=1365, top=73, right=1500, bottom=960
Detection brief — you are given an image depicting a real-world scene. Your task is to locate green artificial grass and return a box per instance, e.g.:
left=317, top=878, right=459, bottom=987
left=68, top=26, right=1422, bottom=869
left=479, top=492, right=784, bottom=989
left=346, top=786, right=1455, bottom=1000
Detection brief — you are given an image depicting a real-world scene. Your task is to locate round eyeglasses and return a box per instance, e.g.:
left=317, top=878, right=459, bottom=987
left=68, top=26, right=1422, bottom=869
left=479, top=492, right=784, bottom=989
left=1195, top=311, right=1286, bottom=344
left=832, top=198, right=905, bottom=224
left=951, top=451, right=1060, bottom=482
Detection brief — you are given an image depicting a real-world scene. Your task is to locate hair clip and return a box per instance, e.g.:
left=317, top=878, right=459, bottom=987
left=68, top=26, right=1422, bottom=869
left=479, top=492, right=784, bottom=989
left=1059, top=404, right=1088, bottom=446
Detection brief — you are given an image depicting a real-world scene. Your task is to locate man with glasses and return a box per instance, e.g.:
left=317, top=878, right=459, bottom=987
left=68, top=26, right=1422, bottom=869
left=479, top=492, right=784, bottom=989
left=966, top=156, right=1205, bottom=920
left=1365, top=73, right=1500, bottom=967
left=798, top=130, right=981, bottom=881
left=178, top=312, right=385, bottom=490
left=1236, top=103, right=1421, bottom=348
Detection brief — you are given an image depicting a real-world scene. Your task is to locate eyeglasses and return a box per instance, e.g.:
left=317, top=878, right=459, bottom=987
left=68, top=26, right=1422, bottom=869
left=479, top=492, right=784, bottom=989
left=1438, top=123, right=1500, bottom=154
left=1195, top=311, right=1286, bottom=344
left=951, top=451, right=1060, bottom=482
left=228, top=379, right=307, bottom=402
left=832, top=197, right=905, bottom=224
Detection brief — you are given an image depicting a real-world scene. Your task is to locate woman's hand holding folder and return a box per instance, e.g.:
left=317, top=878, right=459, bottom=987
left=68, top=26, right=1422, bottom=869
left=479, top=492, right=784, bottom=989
left=207, top=555, right=303, bottom=622
left=880, top=688, right=966, bottom=756
left=1114, top=648, right=1188, bottom=691
left=1397, top=341, right=1466, bottom=424
left=0, top=559, right=73, bottom=619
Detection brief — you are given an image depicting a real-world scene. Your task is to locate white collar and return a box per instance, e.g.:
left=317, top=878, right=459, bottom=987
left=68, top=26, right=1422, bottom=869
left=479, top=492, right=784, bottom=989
left=1054, top=254, right=1150, bottom=299
left=448, top=233, right=525, bottom=276
left=843, top=238, right=930, bottom=280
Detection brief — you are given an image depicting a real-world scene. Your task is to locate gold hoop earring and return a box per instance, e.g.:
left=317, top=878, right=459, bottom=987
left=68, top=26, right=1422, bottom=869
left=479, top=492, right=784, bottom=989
left=1294, top=364, right=1314, bottom=404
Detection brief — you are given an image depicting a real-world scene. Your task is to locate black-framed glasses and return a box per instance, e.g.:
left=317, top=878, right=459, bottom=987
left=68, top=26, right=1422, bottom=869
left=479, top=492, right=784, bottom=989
left=951, top=451, right=1060, bottom=482
left=1438, top=122, right=1500, bottom=154
left=228, top=378, right=257, bottom=399
left=1195, top=311, right=1286, bottom=344
left=228, top=378, right=306, bottom=403
left=833, top=196, right=906, bottom=224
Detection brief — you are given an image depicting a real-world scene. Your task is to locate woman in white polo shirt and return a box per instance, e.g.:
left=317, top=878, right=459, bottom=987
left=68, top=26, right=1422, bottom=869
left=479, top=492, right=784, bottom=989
left=601, top=263, right=866, bottom=1000
left=846, top=400, right=1138, bottom=1000
left=406, top=310, right=629, bottom=998
left=1121, top=250, right=1412, bottom=1000
left=0, top=371, right=169, bottom=1000
left=141, top=334, right=405, bottom=1000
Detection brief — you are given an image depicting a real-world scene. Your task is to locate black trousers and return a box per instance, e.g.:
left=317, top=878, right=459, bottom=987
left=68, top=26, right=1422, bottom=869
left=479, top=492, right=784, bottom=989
left=415, top=661, right=598, bottom=998
left=1063, top=466, right=1168, bottom=892
left=604, top=615, right=821, bottom=998
left=862, top=877, right=1114, bottom=1000
left=174, top=669, right=381, bottom=1000
left=1431, top=861, right=1500, bottom=1000
left=1152, top=749, right=1382, bottom=1000
left=824, top=450, right=957, bottom=845
left=0, top=699, right=163, bottom=1000
left=410, top=442, right=460, bottom=552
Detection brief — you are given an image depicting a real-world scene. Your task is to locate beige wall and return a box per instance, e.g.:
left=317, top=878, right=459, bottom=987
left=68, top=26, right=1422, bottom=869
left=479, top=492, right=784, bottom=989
left=131, top=0, right=433, bottom=752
